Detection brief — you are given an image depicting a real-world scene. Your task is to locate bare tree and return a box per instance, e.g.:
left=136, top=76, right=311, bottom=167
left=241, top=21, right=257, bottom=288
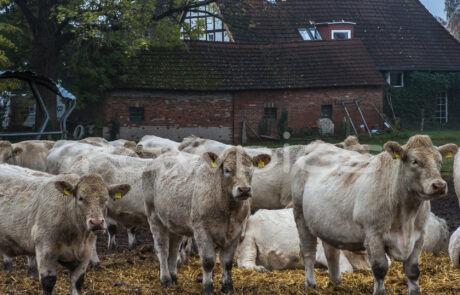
left=446, top=0, right=460, bottom=40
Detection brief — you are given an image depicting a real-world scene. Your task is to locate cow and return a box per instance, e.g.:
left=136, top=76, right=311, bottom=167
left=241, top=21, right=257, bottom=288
left=142, top=146, right=271, bottom=294
left=0, top=140, right=22, bottom=163
left=109, top=139, right=137, bottom=152
left=0, top=164, right=130, bottom=295
left=335, top=135, right=370, bottom=154
left=234, top=209, right=374, bottom=273
left=291, top=135, right=457, bottom=295
left=8, top=140, right=54, bottom=171
left=79, top=137, right=109, bottom=146
left=138, top=134, right=180, bottom=149
left=453, top=147, right=460, bottom=206
left=423, top=212, right=449, bottom=254
left=449, top=226, right=460, bottom=268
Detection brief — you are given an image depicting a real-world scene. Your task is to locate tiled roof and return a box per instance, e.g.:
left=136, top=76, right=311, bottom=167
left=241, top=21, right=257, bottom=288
left=217, top=0, right=460, bottom=71
left=123, top=40, right=384, bottom=91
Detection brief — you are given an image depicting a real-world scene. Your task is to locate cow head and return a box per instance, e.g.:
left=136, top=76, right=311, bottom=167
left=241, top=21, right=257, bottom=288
left=203, top=146, right=271, bottom=200
left=55, top=174, right=130, bottom=235
left=0, top=141, right=22, bottom=163
left=335, top=136, right=370, bottom=154
left=384, top=135, right=457, bottom=200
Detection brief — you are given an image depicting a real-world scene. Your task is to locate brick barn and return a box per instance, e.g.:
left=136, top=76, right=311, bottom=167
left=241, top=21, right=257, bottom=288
left=103, top=0, right=460, bottom=143
left=104, top=40, right=384, bottom=143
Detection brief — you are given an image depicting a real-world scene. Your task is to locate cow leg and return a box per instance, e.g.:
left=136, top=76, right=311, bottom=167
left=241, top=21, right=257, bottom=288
left=364, top=234, right=388, bottom=295
left=89, top=239, right=100, bottom=267
left=27, top=256, right=38, bottom=277
left=148, top=215, right=172, bottom=287
left=167, top=233, right=182, bottom=285
left=36, top=249, right=58, bottom=295
left=293, top=204, right=317, bottom=289
left=322, top=241, right=341, bottom=285
left=235, top=235, right=267, bottom=273
left=107, top=221, right=118, bottom=253
left=2, top=255, right=12, bottom=270
left=194, top=229, right=216, bottom=295
left=220, top=236, right=240, bottom=293
left=69, top=262, right=88, bottom=295
left=127, top=227, right=138, bottom=250
left=404, top=236, right=423, bottom=295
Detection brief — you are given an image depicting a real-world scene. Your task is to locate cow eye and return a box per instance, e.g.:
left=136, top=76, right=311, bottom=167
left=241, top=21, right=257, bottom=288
left=224, top=168, right=231, bottom=174
left=411, top=160, right=417, bottom=165
left=79, top=197, right=84, bottom=201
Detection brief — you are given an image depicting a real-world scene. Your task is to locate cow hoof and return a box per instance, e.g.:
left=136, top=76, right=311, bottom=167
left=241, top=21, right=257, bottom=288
left=108, top=245, right=118, bottom=254
left=221, top=281, right=234, bottom=293
left=89, top=261, right=100, bottom=269
left=160, top=277, right=172, bottom=287
left=128, top=243, right=138, bottom=251
left=254, top=266, right=268, bottom=273
left=3, top=261, right=12, bottom=271
left=306, top=282, right=316, bottom=289
left=171, top=274, right=178, bottom=285
left=203, top=283, right=215, bottom=295
left=409, top=290, right=421, bottom=295
left=27, top=267, right=38, bottom=277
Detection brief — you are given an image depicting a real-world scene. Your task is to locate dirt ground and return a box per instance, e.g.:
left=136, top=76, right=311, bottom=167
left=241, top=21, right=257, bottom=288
left=0, top=178, right=459, bottom=294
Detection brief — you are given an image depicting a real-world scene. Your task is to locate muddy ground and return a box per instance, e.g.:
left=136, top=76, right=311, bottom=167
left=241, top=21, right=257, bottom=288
left=0, top=178, right=459, bottom=294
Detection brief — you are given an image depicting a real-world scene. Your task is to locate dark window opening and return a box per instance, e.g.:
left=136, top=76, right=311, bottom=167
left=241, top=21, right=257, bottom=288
left=386, top=72, right=404, bottom=87
left=321, top=105, right=332, bottom=118
left=264, top=107, right=277, bottom=120
left=129, top=107, right=144, bottom=122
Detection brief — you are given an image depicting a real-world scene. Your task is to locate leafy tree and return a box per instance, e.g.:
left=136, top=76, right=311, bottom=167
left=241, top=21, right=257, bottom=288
left=0, top=0, right=216, bottom=130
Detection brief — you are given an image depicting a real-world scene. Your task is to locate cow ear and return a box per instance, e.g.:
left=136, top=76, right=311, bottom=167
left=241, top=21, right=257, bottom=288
left=108, top=184, right=131, bottom=200
left=12, top=147, right=23, bottom=157
left=334, top=143, right=345, bottom=149
left=55, top=181, right=76, bottom=197
left=203, top=152, right=220, bottom=168
left=252, top=154, right=271, bottom=168
left=361, top=145, right=370, bottom=154
left=384, top=141, right=405, bottom=160
left=438, top=144, right=458, bottom=159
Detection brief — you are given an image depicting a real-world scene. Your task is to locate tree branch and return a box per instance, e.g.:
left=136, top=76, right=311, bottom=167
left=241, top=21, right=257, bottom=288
left=15, top=0, right=37, bottom=30
left=152, top=0, right=216, bottom=21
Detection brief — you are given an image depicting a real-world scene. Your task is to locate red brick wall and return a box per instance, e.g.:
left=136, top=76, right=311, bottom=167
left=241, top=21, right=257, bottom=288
left=317, top=23, right=355, bottom=40
left=104, top=90, right=233, bottom=142
left=233, top=86, right=383, bottom=144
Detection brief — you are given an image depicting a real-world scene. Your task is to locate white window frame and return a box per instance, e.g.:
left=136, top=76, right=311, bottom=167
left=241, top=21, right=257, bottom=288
left=435, top=92, right=448, bottom=124
left=385, top=71, right=404, bottom=88
left=331, top=30, right=351, bottom=40
left=298, top=28, right=311, bottom=40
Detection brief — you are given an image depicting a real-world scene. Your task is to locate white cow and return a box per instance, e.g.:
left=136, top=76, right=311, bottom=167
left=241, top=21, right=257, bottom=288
left=291, top=135, right=457, bottom=295
left=138, top=135, right=180, bottom=149
left=449, top=227, right=460, bottom=268
left=423, top=212, right=449, bottom=254
left=235, top=209, right=372, bottom=273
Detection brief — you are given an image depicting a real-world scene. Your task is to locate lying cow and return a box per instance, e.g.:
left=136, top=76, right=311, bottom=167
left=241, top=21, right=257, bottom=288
left=449, top=226, right=460, bottom=268
left=235, top=209, right=372, bottom=273
left=142, top=146, right=270, bottom=294
left=335, top=135, right=370, bottom=154
left=291, top=135, right=457, bottom=295
left=9, top=140, right=54, bottom=171
left=423, top=212, right=449, bottom=254
left=0, top=164, right=130, bottom=295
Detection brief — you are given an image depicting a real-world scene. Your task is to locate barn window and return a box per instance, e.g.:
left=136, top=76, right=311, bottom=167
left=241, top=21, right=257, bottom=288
left=264, top=107, right=277, bottom=120
left=331, top=30, right=351, bottom=40
left=129, top=107, right=144, bottom=122
left=298, top=28, right=322, bottom=40
left=435, top=92, right=448, bottom=124
left=321, top=105, right=332, bottom=118
left=386, top=72, right=404, bottom=87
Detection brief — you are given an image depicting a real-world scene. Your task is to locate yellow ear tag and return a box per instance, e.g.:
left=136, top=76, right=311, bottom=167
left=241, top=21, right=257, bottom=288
left=258, top=160, right=265, bottom=168
left=211, top=160, right=217, bottom=168
left=446, top=152, right=453, bottom=159
left=114, top=192, right=122, bottom=199
left=394, top=152, right=400, bottom=158
left=63, top=189, right=70, bottom=196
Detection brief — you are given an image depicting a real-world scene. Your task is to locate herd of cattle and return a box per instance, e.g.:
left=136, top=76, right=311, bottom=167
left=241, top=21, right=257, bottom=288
left=0, top=134, right=459, bottom=295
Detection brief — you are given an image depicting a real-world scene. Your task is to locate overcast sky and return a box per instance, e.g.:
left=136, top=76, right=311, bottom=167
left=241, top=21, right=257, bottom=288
left=419, top=0, right=446, bottom=19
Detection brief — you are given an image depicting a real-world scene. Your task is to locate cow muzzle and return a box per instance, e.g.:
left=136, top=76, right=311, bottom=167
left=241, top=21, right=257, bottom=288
left=233, top=186, right=252, bottom=200
left=88, top=218, right=106, bottom=235
left=431, top=180, right=447, bottom=195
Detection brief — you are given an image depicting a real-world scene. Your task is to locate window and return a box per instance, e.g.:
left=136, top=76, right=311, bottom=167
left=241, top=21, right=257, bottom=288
left=265, top=0, right=276, bottom=3
left=331, top=30, right=351, bottom=40
left=180, top=3, right=231, bottom=42
left=435, top=92, right=448, bottom=124
left=385, top=72, right=404, bottom=87
left=129, top=107, right=144, bottom=122
left=264, top=107, right=277, bottom=120
left=298, top=28, right=322, bottom=40
left=321, top=105, right=332, bottom=118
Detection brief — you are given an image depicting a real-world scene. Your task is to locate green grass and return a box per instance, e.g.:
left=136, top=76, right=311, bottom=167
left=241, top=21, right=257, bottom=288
left=245, top=130, right=460, bottom=177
